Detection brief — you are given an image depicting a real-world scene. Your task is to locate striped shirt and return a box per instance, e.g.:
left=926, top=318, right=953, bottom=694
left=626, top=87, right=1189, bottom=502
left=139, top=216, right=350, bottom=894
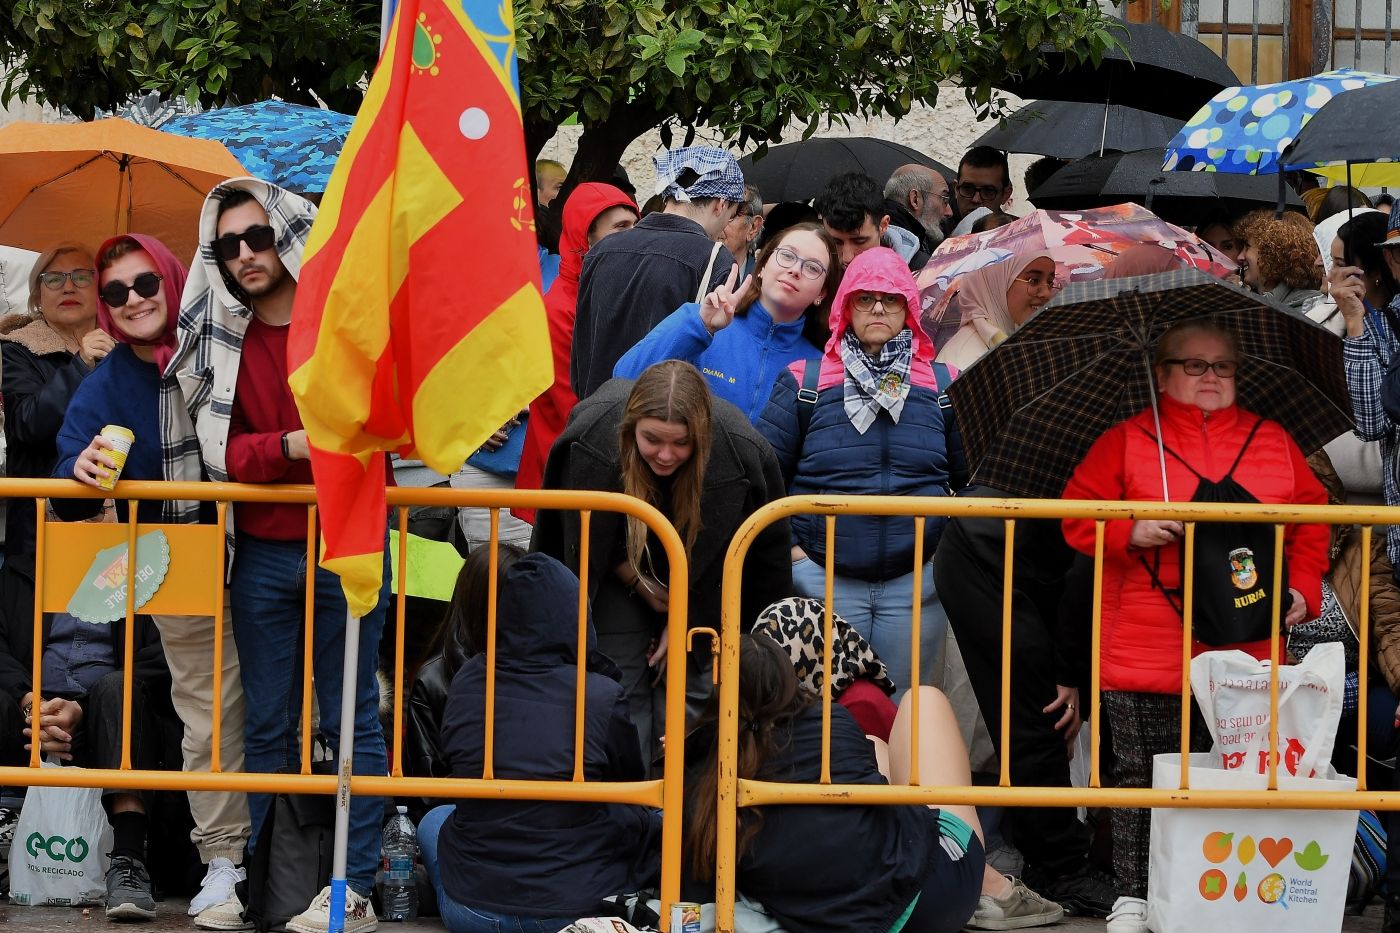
left=1342, top=303, right=1400, bottom=563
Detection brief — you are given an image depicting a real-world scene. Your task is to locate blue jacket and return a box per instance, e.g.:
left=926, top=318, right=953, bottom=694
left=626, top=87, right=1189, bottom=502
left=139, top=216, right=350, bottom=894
left=758, top=248, right=966, bottom=581
left=613, top=300, right=821, bottom=423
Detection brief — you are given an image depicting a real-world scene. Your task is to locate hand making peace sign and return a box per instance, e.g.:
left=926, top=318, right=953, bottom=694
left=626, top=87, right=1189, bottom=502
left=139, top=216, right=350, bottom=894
left=700, top=263, right=754, bottom=336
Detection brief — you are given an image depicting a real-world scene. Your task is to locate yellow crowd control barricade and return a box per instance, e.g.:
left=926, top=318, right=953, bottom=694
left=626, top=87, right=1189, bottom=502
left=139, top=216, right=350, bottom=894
left=0, top=479, right=690, bottom=930
left=715, top=494, right=1400, bottom=933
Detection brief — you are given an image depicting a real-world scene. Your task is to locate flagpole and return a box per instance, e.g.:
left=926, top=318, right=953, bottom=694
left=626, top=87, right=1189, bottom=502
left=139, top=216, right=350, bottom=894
left=328, top=606, right=362, bottom=933
left=380, top=0, right=396, bottom=53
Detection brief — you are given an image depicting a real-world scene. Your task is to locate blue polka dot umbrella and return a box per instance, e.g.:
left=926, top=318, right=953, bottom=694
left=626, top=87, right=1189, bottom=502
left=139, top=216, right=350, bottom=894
left=1162, top=68, right=1396, bottom=176
left=161, top=100, right=353, bottom=194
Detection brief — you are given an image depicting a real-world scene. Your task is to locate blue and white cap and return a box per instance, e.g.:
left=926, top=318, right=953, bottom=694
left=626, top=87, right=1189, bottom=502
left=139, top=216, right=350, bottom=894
left=654, top=146, right=745, bottom=203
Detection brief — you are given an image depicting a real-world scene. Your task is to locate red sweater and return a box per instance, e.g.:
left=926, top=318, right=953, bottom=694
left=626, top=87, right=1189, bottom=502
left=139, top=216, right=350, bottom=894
left=1062, top=398, right=1328, bottom=694
left=226, top=317, right=313, bottom=540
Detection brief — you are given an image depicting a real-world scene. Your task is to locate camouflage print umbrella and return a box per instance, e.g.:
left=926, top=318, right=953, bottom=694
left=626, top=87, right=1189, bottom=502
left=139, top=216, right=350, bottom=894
left=162, top=100, right=353, bottom=194
left=946, top=268, right=1352, bottom=500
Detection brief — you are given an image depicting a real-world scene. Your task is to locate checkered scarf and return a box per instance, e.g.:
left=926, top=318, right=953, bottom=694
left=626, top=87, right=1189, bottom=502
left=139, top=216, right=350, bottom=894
left=839, top=326, right=914, bottom=434
left=653, top=146, right=745, bottom=202
left=160, top=177, right=317, bottom=525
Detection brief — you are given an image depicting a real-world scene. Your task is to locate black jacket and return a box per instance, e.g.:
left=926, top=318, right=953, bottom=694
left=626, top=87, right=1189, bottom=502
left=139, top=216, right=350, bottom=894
left=533, top=378, right=793, bottom=637
left=570, top=212, right=734, bottom=399
left=0, top=315, right=93, bottom=576
left=682, top=704, right=935, bottom=933
left=436, top=554, right=660, bottom=916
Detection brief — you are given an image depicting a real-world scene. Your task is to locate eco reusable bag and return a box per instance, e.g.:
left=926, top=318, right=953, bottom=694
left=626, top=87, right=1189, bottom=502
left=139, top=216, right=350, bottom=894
left=1147, top=753, right=1356, bottom=933
left=8, top=758, right=112, bottom=906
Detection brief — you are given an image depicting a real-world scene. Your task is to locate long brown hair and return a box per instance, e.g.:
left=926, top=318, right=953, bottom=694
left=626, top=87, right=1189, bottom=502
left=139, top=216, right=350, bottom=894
left=685, top=633, right=815, bottom=879
left=619, top=361, right=712, bottom=567
left=736, top=221, right=841, bottom=350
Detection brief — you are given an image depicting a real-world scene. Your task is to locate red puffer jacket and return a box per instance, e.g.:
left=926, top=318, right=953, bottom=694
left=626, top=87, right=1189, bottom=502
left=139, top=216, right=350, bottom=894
left=1062, top=396, right=1328, bottom=694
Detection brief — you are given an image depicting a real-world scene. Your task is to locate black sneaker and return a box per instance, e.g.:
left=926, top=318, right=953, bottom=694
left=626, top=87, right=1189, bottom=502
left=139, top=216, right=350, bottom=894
left=105, top=854, right=157, bottom=922
left=1384, top=894, right=1400, bottom=933
left=1035, top=864, right=1117, bottom=918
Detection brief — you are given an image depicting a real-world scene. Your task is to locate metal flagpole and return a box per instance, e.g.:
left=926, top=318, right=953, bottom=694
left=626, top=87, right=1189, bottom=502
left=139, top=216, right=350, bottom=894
left=328, top=606, right=363, bottom=933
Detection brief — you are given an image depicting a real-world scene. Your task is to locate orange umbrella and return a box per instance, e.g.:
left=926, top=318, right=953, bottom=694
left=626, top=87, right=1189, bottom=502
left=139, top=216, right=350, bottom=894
left=0, top=118, right=247, bottom=265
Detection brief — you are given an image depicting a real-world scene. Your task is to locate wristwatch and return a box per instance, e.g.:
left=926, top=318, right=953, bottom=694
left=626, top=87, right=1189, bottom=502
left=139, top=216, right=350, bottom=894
left=280, top=432, right=291, bottom=460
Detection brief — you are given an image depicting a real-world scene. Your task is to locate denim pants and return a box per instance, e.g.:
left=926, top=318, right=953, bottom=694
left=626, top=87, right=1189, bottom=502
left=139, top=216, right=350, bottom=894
left=229, top=532, right=390, bottom=896
left=419, top=806, right=579, bottom=933
left=792, top=556, right=948, bottom=695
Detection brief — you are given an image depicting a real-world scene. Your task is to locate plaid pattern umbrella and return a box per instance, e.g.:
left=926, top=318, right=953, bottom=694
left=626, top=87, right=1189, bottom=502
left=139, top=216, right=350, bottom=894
left=947, top=269, right=1352, bottom=500
left=162, top=100, right=353, bottom=194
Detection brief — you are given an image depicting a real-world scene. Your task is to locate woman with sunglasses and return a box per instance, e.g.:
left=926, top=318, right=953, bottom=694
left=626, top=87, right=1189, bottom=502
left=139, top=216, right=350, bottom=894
left=936, top=252, right=1057, bottom=370
left=613, top=222, right=841, bottom=423
left=0, top=244, right=115, bottom=648
left=757, top=246, right=966, bottom=700
left=1061, top=320, right=1327, bottom=933
left=53, top=234, right=188, bottom=520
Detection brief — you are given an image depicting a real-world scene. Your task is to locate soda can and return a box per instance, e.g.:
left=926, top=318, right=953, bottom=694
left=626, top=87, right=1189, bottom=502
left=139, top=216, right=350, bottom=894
left=670, top=902, right=701, bottom=933
left=96, top=425, right=135, bottom=491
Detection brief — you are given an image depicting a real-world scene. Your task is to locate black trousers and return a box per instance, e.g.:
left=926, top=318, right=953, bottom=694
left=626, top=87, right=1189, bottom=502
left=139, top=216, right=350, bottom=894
left=935, top=514, right=1091, bottom=878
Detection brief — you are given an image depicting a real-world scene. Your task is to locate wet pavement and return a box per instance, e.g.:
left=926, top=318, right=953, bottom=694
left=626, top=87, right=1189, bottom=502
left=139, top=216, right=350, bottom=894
left=0, top=900, right=1387, bottom=931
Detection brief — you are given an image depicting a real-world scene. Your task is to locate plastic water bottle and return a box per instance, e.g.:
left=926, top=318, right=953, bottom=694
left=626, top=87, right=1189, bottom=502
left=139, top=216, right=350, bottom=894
left=378, top=806, right=419, bottom=921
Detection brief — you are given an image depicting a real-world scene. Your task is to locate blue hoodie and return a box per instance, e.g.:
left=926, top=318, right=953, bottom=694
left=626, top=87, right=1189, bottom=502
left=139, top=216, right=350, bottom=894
left=613, top=299, right=820, bottom=423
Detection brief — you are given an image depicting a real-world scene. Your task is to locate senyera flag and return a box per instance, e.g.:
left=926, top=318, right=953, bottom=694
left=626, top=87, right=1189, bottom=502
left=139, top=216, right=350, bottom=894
left=289, top=0, right=550, bottom=616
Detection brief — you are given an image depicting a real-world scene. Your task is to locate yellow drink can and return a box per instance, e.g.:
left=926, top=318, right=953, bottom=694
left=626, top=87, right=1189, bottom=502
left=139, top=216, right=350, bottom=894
left=96, top=424, right=134, bottom=491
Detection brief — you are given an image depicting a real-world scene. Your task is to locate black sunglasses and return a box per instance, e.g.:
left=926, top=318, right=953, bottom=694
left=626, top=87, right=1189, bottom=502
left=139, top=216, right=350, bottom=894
left=99, top=272, right=163, bottom=308
left=211, top=224, right=276, bottom=261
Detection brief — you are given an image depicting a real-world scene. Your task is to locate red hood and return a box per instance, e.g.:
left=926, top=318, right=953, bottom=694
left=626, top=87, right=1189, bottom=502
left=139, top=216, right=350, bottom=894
left=825, top=246, right=934, bottom=365
left=557, top=183, right=637, bottom=287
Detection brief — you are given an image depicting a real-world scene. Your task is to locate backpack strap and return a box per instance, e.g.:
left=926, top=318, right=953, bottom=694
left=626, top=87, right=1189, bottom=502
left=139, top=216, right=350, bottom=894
left=795, top=359, right=821, bottom=443
left=1223, top=418, right=1267, bottom=479
left=932, top=361, right=954, bottom=412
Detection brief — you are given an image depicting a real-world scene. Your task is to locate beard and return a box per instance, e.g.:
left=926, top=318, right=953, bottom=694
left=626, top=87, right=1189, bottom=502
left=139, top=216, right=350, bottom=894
left=237, top=262, right=289, bottom=298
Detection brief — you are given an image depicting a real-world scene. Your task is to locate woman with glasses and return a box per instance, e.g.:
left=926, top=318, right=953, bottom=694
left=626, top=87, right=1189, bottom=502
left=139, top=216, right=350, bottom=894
left=936, top=252, right=1058, bottom=370
left=757, top=247, right=965, bottom=699
left=1061, top=320, right=1327, bottom=933
left=614, top=223, right=840, bottom=423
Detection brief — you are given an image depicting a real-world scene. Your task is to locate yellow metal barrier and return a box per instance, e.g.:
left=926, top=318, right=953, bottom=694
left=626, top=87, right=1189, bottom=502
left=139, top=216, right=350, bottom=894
left=0, top=479, right=690, bottom=930
left=716, top=494, right=1399, bottom=932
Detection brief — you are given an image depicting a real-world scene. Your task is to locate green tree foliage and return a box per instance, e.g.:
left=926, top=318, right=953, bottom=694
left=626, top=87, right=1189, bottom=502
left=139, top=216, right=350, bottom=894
left=2, top=0, right=1122, bottom=185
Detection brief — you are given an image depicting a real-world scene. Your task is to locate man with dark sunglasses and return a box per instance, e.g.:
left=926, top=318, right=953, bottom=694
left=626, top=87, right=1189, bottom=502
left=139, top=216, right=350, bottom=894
left=165, top=179, right=385, bottom=933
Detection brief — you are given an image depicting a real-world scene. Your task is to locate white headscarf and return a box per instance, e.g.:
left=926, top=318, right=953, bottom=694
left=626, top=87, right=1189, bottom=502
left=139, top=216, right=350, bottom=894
left=935, top=251, right=1052, bottom=370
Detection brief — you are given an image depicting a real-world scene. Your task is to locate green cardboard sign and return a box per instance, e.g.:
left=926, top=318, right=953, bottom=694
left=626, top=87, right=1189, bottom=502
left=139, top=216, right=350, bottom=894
left=66, top=530, right=171, bottom=623
left=388, top=530, right=465, bottom=602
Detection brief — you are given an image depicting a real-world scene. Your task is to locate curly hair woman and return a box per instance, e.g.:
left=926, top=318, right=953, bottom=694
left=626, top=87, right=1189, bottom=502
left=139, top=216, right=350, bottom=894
left=1233, top=209, right=1323, bottom=310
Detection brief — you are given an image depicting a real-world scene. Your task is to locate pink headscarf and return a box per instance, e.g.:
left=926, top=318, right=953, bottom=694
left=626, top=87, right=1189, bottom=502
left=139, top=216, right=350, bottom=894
left=936, top=250, right=1052, bottom=370
left=95, top=233, right=187, bottom=374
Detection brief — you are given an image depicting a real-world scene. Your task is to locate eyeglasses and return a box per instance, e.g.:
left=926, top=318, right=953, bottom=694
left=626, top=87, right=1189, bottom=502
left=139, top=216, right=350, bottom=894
left=1163, top=358, right=1238, bottom=378
left=1013, top=272, right=1062, bottom=291
left=924, top=189, right=953, bottom=206
left=211, top=224, right=276, bottom=261
left=955, top=182, right=1006, bottom=202
left=770, top=246, right=827, bottom=280
left=851, top=292, right=907, bottom=313
left=99, top=272, right=163, bottom=308
left=39, top=269, right=95, bottom=290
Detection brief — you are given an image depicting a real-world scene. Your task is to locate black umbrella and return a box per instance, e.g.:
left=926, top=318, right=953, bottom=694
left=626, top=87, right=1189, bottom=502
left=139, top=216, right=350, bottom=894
left=1027, top=148, right=1303, bottom=226
left=947, top=269, right=1351, bottom=500
left=973, top=100, right=1185, bottom=159
left=738, top=138, right=953, bottom=203
left=1283, top=79, right=1400, bottom=189
left=998, top=22, right=1239, bottom=121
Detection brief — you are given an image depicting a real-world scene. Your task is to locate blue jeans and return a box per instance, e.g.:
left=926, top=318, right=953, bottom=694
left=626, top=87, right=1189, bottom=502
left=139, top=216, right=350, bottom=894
left=229, top=532, right=389, bottom=896
left=792, top=556, right=948, bottom=695
left=419, top=806, right=579, bottom=933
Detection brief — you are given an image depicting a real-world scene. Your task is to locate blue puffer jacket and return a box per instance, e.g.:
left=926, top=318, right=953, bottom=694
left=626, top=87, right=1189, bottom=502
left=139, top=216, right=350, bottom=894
left=758, top=247, right=966, bottom=582
left=613, top=300, right=820, bottom=423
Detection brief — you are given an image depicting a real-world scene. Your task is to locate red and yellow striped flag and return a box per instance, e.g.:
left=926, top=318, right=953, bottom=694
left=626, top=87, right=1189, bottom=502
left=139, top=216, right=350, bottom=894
left=288, top=0, right=550, bottom=616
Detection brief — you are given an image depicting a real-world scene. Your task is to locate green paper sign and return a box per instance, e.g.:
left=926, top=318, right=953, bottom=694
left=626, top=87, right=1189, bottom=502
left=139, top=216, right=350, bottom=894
left=388, top=530, right=465, bottom=602
left=66, top=530, right=171, bottom=623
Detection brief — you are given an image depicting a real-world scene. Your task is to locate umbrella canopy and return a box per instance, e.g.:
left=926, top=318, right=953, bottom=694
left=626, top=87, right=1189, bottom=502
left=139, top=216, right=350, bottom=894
left=1029, top=148, right=1303, bottom=225
left=0, top=118, right=246, bottom=264
left=946, top=269, right=1352, bottom=499
left=916, top=204, right=1234, bottom=345
left=998, top=21, right=1239, bottom=121
left=1162, top=68, right=1395, bottom=176
left=973, top=100, right=1184, bottom=159
left=1283, top=80, right=1400, bottom=188
left=161, top=100, right=354, bottom=194
left=737, top=137, right=953, bottom=203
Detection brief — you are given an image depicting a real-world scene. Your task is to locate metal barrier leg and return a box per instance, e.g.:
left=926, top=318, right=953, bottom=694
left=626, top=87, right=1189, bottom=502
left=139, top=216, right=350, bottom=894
left=329, top=606, right=361, bottom=933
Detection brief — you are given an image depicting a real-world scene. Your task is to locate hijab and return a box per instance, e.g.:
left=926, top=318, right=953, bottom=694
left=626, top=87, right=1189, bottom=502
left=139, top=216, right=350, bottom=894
left=95, top=233, right=187, bottom=373
left=935, top=250, right=1051, bottom=370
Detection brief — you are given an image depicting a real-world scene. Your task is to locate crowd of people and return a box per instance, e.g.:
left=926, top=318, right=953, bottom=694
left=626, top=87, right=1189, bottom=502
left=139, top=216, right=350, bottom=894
left=3, top=129, right=1399, bottom=933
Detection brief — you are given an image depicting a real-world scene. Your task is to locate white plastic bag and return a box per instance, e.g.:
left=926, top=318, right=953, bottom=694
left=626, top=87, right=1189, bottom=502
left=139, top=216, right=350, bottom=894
left=8, top=759, right=112, bottom=906
left=1189, top=643, right=1344, bottom=778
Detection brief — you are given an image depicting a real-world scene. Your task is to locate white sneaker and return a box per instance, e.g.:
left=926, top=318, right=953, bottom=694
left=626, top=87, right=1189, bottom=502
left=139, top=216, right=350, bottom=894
left=190, top=857, right=245, bottom=915
left=1105, top=895, right=1149, bottom=933
left=285, top=885, right=378, bottom=933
